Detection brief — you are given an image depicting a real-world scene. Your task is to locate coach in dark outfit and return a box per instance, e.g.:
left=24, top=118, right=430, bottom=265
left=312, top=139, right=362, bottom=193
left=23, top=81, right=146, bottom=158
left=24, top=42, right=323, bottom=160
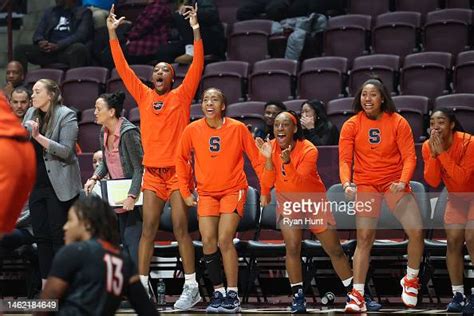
left=14, top=0, right=93, bottom=71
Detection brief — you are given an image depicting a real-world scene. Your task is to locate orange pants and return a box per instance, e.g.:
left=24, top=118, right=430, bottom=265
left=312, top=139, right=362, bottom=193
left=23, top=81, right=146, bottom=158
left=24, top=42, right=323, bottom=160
left=0, top=139, right=36, bottom=233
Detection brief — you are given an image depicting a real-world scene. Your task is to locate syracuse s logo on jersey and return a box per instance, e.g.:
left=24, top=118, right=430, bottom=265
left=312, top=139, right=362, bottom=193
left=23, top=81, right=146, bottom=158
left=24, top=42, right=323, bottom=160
left=209, top=136, right=221, bottom=153
left=368, top=128, right=381, bottom=144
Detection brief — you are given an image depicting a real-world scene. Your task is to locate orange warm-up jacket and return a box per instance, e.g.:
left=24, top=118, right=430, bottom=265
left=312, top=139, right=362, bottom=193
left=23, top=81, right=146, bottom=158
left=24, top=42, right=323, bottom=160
left=176, top=118, right=262, bottom=198
left=422, top=132, right=474, bottom=192
left=260, top=139, right=326, bottom=196
left=110, top=39, right=204, bottom=168
left=339, top=112, right=417, bottom=186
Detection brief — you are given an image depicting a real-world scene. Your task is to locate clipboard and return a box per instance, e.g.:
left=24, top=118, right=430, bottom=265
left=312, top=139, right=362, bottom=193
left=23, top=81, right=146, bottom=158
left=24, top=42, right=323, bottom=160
left=100, top=179, right=143, bottom=208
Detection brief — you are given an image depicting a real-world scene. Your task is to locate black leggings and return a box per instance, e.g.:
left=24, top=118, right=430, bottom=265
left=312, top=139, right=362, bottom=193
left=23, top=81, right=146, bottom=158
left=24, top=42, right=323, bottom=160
left=29, top=187, right=77, bottom=279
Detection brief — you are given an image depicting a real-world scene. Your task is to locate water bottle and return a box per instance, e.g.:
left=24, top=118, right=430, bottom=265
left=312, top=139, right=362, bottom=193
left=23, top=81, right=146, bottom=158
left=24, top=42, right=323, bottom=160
left=156, top=278, right=166, bottom=305
left=321, top=291, right=335, bottom=306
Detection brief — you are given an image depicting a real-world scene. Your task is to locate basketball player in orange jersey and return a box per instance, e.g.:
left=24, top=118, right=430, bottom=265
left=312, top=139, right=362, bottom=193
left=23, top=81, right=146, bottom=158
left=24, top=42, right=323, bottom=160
left=339, top=78, right=424, bottom=312
left=176, top=88, right=263, bottom=313
left=255, top=111, right=353, bottom=313
left=423, top=108, right=474, bottom=313
left=107, top=4, right=204, bottom=309
left=0, top=92, right=36, bottom=239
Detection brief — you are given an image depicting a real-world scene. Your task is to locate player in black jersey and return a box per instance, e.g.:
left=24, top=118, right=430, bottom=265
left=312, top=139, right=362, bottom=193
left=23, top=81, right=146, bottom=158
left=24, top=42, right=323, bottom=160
left=37, top=195, right=158, bottom=316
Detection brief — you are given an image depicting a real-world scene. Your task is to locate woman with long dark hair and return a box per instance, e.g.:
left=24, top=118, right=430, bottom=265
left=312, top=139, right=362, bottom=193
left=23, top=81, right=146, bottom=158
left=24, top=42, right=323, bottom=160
left=423, top=108, right=474, bottom=313
left=300, top=99, right=339, bottom=146
left=339, top=78, right=424, bottom=312
left=23, top=78, right=82, bottom=288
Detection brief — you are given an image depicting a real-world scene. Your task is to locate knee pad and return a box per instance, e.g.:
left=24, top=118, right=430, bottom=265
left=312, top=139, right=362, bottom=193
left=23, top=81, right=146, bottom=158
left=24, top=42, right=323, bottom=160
left=203, top=251, right=223, bottom=286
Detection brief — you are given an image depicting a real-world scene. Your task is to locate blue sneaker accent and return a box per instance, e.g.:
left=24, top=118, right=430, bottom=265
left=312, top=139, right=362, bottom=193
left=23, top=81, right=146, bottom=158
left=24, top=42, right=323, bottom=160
left=462, top=294, right=474, bottom=314
left=291, top=288, right=306, bottom=313
left=365, top=295, right=382, bottom=311
left=206, top=291, right=224, bottom=313
left=218, top=290, right=240, bottom=313
left=447, top=292, right=465, bottom=312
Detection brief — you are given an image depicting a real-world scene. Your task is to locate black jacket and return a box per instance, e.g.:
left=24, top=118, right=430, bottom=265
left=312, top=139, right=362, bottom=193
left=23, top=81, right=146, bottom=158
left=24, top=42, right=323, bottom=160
left=303, top=121, right=339, bottom=146
left=33, top=4, right=93, bottom=50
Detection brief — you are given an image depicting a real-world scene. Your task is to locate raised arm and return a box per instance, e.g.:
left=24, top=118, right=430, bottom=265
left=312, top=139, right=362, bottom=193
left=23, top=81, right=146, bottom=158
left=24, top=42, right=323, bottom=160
left=175, top=4, right=204, bottom=101
left=437, top=137, right=474, bottom=188
left=107, top=5, right=148, bottom=106
left=282, top=147, right=319, bottom=187
left=255, top=137, right=276, bottom=196
left=422, top=141, right=442, bottom=188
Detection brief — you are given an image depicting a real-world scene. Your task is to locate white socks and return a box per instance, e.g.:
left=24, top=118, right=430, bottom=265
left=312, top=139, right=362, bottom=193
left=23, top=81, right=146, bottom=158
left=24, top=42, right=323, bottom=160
left=184, top=272, right=198, bottom=287
left=452, top=285, right=464, bottom=295
left=215, top=287, right=226, bottom=296
left=353, top=283, right=364, bottom=296
left=407, top=266, right=419, bottom=280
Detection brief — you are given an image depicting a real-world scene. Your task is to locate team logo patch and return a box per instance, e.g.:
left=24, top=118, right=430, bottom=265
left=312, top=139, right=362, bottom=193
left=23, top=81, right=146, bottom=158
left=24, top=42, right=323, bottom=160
left=209, top=136, right=221, bottom=152
left=153, top=101, right=164, bottom=111
left=368, top=128, right=381, bottom=144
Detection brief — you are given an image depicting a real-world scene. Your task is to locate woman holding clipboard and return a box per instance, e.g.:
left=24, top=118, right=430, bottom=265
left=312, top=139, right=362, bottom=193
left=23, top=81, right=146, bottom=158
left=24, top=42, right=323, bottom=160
left=84, top=91, right=144, bottom=267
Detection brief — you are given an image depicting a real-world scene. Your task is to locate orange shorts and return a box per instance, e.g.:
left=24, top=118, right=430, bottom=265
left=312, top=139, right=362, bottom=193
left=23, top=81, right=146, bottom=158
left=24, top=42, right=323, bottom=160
left=444, top=194, right=474, bottom=225
left=355, top=181, right=412, bottom=218
left=143, top=166, right=191, bottom=201
left=0, top=139, right=36, bottom=233
left=310, top=210, right=336, bottom=235
left=197, top=189, right=247, bottom=217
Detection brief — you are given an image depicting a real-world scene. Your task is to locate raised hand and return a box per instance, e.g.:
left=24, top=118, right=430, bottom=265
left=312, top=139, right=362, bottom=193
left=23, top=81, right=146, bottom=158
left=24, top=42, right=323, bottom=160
left=256, top=137, right=272, bottom=158
left=429, top=129, right=443, bottom=157
left=181, top=3, right=198, bottom=27
left=280, top=144, right=291, bottom=164
left=107, top=4, right=126, bottom=31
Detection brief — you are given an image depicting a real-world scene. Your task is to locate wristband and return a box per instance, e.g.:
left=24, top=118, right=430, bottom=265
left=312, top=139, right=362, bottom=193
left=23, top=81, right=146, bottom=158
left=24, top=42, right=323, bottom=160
left=192, top=24, right=200, bottom=30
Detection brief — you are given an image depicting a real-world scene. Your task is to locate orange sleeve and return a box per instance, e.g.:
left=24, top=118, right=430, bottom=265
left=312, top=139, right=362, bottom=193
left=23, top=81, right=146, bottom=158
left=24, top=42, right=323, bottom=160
left=284, top=147, right=318, bottom=186
left=338, top=119, right=355, bottom=185
left=396, top=118, right=417, bottom=183
left=259, top=155, right=272, bottom=196
left=437, top=140, right=474, bottom=189
left=109, top=39, right=149, bottom=108
left=176, top=126, right=193, bottom=199
left=422, top=141, right=442, bottom=188
left=241, top=124, right=264, bottom=184
left=174, top=39, right=204, bottom=102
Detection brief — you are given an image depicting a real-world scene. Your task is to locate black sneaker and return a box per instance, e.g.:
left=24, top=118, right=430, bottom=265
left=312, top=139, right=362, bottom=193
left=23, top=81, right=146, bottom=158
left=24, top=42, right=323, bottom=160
left=206, top=291, right=224, bottom=313
left=462, top=294, right=474, bottom=314
left=447, top=292, right=466, bottom=312
left=365, top=294, right=382, bottom=311
left=218, top=290, right=241, bottom=313
left=291, top=288, right=306, bottom=313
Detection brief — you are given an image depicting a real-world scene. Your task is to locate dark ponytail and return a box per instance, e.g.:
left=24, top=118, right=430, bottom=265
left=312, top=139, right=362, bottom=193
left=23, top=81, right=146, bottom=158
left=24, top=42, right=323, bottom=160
left=99, top=91, right=125, bottom=118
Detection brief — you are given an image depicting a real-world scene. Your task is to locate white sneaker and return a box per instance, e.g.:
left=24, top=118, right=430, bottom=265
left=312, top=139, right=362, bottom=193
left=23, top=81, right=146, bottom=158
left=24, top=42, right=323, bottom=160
left=173, top=284, right=201, bottom=310
left=400, top=275, right=419, bottom=307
